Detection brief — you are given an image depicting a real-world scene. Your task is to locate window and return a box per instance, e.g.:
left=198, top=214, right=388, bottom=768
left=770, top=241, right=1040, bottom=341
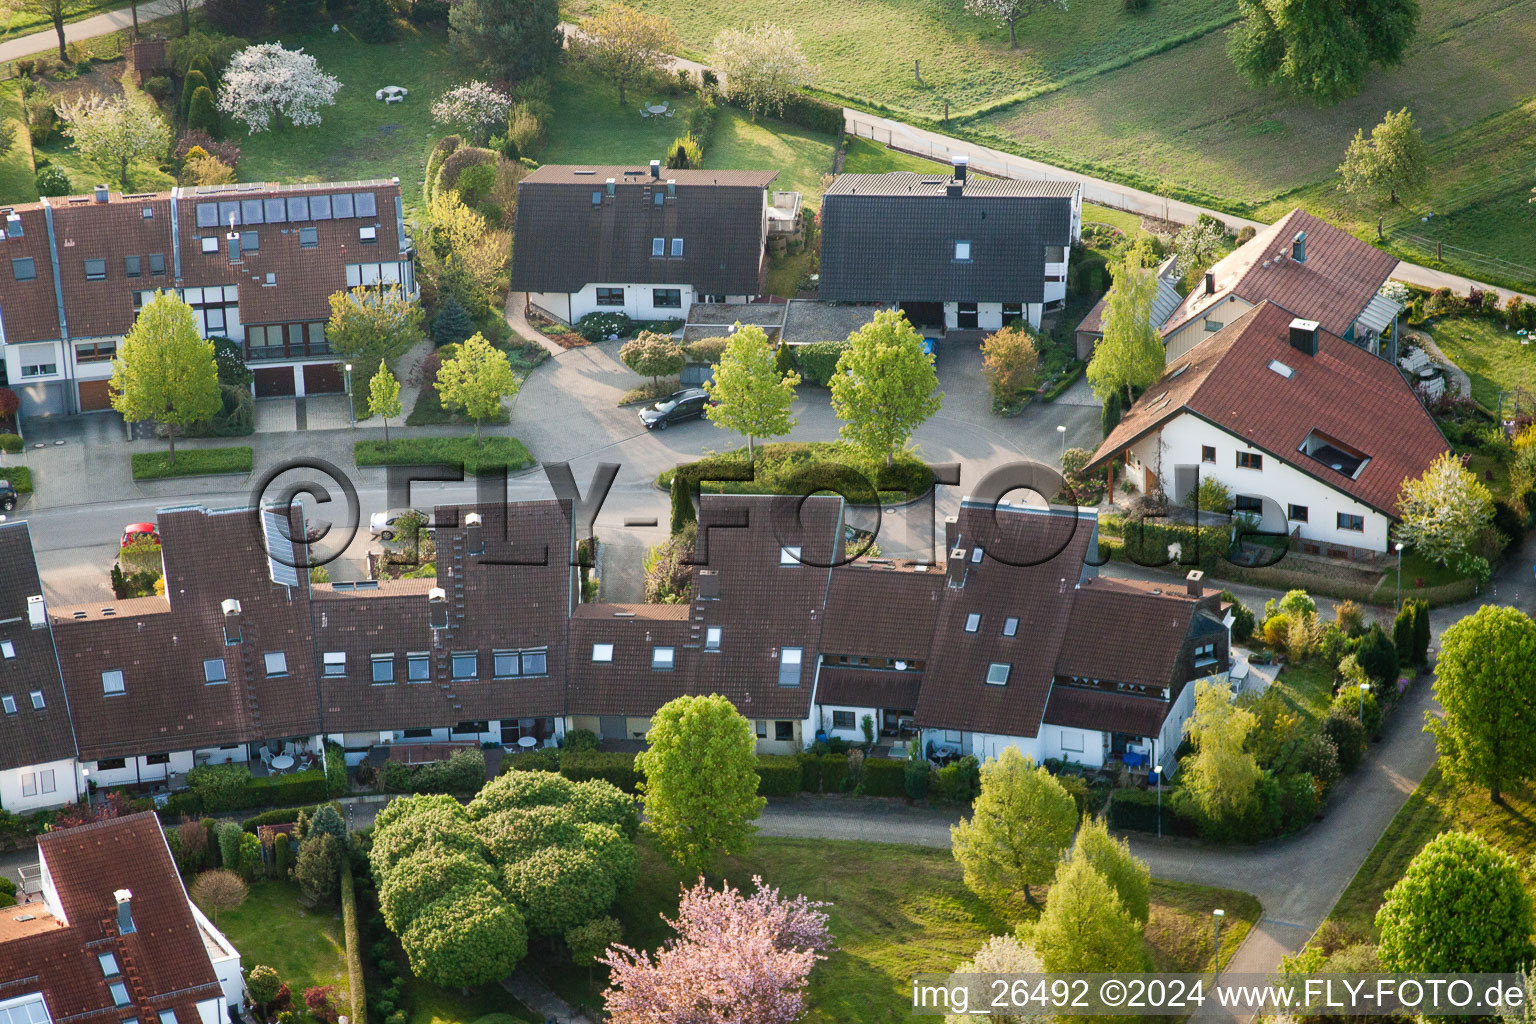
left=592, top=191, right=603, bottom=206
left=452, top=651, right=478, bottom=679
left=985, top=663, right=1010, bottom=686
left=240, top=230, right=259, bottom=253
left=38, top=770, right=53, bottom=794
left=110, top=983, right=131, bottom=1007
left=200, top=236, right=219, bottom=254
left=1, top=696, right=14, bottom=714
left=4, top=216, right=20, bottom=237
left=1204, top=319, right=1223, bottom=332
left=1002, top=303, right=1023, bottom=320
left=705, top=626, right=722, bottom=651
left=149, top=253, right=165, bottom=276
left=670, top=238, right=683, bottom=257
left=1, top=640, right=13, bottom=658
left=494, top=650, right=520, bottom=677
left=11, top=257, right=35, bottom=281
left=832, top=710, right=855, bottom=730
left=100, top=953, right=121, bottom=977
left=1234, top=495, right=1262, bottom=514
left=774, top=721, right=794, bottom=741
left=371, top=655, right=395, bottom=684
left=652, top=288, right=681, bottom=309
left=596, top=287, right=624, bottom=306
left=1003, top=616, right=1018, bottom=637
left=84, top=259, right=106, bottom=281
left=76, top=341, right=115, bottom=363
left=203, top=658, right=227, bottom=684
left=652, top=646, right=675, bottom=671
left=651, top=237, right=665, bottom=257
left=592, top=643, right=614, bottom=663
left=159, top=1011, right=178, bottom=1024
left=778, top=647, right=802, bottom=687
left=121, top=255, right=141, bottom=278
left=1236, top=452, right=1263, bottom=470
left=407, top=652, right=430, bottom=682
left=145, top=753, right=169, bottom=766
left=264, top=651, right=288, bottom=676
left=29, top=690, right=44, bottom=709
left=970, top=547, right=984, bottom=564
left=323, top=652, right=346, bottom=676
left=954, top=240, right=971, bottom=260
left=97, top=757, right=126, bottom=771
left=1337, top=513, right=1364, bottom=532
left=20, top=772, right=35, bottom=796
left=401, top=729, right=432, bottom=739
left=102, top=670, right=125, bottom=695
left=299, top=226, right=319, bottom=248
left=1194, top=642, right=1218, bottom=667
left=1201, top=445, right=1216, bottom=464
left=755, top=720, right=767, bottom=738
left=359, top=226, right=377, bottom=243
left=1287, top=504, right=1309, bottom=522
left=1060, top=729, right=1084, bottom=753
left=964, top=612, right=981, bottom=633
left=779, top=546, right=802, bottom=566
left=20, top=353, right=57, bottom=377
left=522, top=649, right=547, bottom=676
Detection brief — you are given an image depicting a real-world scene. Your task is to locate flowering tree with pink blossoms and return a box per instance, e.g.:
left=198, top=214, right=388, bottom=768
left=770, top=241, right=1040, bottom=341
left=600, top=875, right=834, bottom=1023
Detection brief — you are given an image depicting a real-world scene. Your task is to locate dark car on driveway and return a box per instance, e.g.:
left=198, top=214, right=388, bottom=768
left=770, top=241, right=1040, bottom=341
left=640, top=388, right=712, bottom=431
left=0, top=480, right=16, bottom=512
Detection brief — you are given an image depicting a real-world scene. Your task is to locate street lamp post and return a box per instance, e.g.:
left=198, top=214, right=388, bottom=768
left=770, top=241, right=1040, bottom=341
left=1154, top=763, right=1163, bottom=839
left=1394, top=541, right=1404, bottom=611
left=1056, top=424, right=1066, bottom=463
left=344, top=363, right=355, bottom=429
left=1360, top=681, right=1370, bottom=720
left=1213, top=908, right=1225, bottom=973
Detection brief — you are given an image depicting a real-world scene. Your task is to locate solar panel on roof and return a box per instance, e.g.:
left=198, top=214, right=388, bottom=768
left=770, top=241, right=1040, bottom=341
left=218, top=200, right=240, bottom=226
left=264, top=198, right=287, bottom=223
left=195, top=203, right=219, bottom=227
left=287, top=195, right=310, bottom=221
left=311, top=194, right=332, bottom=220
left=354, top=192, right=377, bottom=217
left=261, top=509, right=302, bottom=587
left=241, top=199, right=265, bottom=224
left=332, top=193, right=354, bottom=218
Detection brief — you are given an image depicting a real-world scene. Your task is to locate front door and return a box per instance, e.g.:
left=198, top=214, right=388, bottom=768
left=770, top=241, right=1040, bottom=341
left=1145, top=466, right=1158, bottom=496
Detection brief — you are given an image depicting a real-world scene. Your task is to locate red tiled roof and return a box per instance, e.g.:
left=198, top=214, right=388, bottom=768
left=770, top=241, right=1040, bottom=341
left=1075, top=293, right=1108, bottom=337
left=0, top=523, right=77, bottom=772
left=1042, top=685, right=1170, bottom=739
left=1057, top=576, right=1218, bottom=688
left=1162, top=209, right=1399, bottom=339
left=814, top=667, right=922, bottom=709
left=820, top=562, right=942, bottom=661
left=1088, top=301, right=1448, bottom=515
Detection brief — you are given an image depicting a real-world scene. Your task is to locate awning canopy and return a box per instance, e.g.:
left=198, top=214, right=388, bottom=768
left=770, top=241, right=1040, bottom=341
left=1355, top=292, right=1402, bottom=336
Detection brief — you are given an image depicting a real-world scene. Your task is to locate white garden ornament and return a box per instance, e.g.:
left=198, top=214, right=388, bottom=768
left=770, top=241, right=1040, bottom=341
left=217, top=43, right=342, bottom=133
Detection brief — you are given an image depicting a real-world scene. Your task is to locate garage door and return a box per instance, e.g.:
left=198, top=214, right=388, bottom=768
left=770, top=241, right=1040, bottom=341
left=254, top=367, right=296, bottom=398
left=303, top=362, right=345, bottom=395
left=78, top=379, right=113, bottom=411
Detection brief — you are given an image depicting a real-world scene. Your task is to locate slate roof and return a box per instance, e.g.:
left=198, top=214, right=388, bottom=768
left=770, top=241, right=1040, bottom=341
left=1, top=813, right=222, bottom=1021
left=1161, top=209, right=1399, bottom=339
left=1042, top=685, right=1171, bottom=739
left=815, top=667, right=922, bottom=709
left=819, top=173, right=1075, bottom=304
left=1056, top=575, right=1218, bottom=688
left=509, top=165, right=776, bottom=296
left=820, top=561, right=942, bottom=661
left=0, top=522, right=76, bottom=773
left=1088, top=301, right=1449, bottom=515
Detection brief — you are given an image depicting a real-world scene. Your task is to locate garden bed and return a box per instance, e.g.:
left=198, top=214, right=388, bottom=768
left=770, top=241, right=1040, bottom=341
left=130, top=446, right=252, bottom=480
left=657, top=442, right=934, bottom=504
left=354, top=437, right=534, bottom=475
left=1, top=467, right=32, bottom=493
left=216, top=881, right=350, bottom=1002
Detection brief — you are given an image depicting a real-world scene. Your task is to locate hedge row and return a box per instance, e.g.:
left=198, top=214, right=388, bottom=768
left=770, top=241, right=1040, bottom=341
left=756, top=756, right=801, bottom=797
left=1106, top=787, right=1200, bottom=838
left=339, top=864, right=367, bottom=1024
left=860, top=757, right=909, bottom=797
left=240, top=800, right=343, bottom=833
left=775, top=91, right=844, bottom=135
left=558, top=751, right=640, bottom=793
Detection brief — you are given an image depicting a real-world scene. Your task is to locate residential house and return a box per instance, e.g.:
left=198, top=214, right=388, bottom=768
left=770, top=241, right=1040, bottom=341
left=1160, top=209, right=1402, bottom=363
left=1072, top=256, right=1183, bottom=360
left=0, top=179, right=413, bottom=416
left=0, top=813, right=242, bottom=1021
left=817, top=157, right=1081, bottom=331
left=510, top=162, right=778, bottom=324
left=1087, top=301, right=1450, bottom=555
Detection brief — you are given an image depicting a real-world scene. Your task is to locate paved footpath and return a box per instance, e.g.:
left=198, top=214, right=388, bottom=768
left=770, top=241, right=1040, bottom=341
left=0, top=0, right=200, bottom=64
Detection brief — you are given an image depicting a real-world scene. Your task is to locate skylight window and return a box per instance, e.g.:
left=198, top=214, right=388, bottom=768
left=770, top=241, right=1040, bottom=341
left=954, top=241, right=971, bottom=260
left=102, top=670, right=125, bottom=695
left=1, top=640, right=13, bottom=658
left=1267, top=359, right=1294, bottom=379
left=264, top=651, right=287, bottom=676
left=780, top=546, right=802, bottom=566
left=323, top=652, right=346, bottom=676
left=29, top=691, right=44, bottom=710
left=592, top=643, right=614, bottom=663
left=203, top=658, right=227, bottom=684
left=652, top=646, right=675, bottom=670
left=970, top=547, right=984, bottom=564
left=964, top=613, right=981, bottom=633
left=1003, top=617, right=1019, bottom=637
left=986, top=663, right=1011, bottom=686
left=1, top=696, right=14, bottom=714
left=98, top=952, right=119, bottom=976
left=1169, top=362, right=1190, bottom=378
left=705, top=626, right=722, bottom=650
left=778, top=647, right=803, bottom=687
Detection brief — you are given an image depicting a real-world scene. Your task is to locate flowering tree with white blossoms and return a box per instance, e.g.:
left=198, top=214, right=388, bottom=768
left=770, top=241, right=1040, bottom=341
left=430, top=81, right=511, bottom=145
left=1395, top=451, right=1496, bottom=575
left=56, top=92, right=171, bottom=188
left=963, top=0, right=1068, bottom=50
left=710, top=24, right=813, bottom=120
left=217, top=44, right=341, bottom=132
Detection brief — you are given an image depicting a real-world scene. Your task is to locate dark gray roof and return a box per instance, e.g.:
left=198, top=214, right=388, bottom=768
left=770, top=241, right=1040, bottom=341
left=509, top=165, right=777, bottom=296
left=818, top=173, right=1075, bottom=304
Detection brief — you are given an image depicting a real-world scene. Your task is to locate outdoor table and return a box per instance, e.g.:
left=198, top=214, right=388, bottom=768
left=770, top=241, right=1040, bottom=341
left=270, top=754, right=296, bottom=771
left=517, top=736, right=539, bottom=749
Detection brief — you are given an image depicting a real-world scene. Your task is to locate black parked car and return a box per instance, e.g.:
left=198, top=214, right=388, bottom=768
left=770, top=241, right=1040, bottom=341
left=0, top=480, right=15, bottom=512
left=639, top=388, right=712, bottom=430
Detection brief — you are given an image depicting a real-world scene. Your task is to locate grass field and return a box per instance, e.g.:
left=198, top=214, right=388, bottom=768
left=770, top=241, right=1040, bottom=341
left=0, top=82, right=35, bottom=203
left=216, top=881, right=351, bottom=1000
left=1419, top=315, right=1536, bottom=411
left=31, top=62, right=176, bottom=197
left=1264, top=661, right=1335, bottom=729
left=354, top=436, right=534, bottom=473
left=130, top=445, right=253, bottom=479
left=1322, top=762, right=1536, bottom=944
left=529, top=836, right=1259, bottom=1021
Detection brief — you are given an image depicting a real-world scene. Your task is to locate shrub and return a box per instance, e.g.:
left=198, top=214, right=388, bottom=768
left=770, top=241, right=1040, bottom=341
left=792, top=340, right=848, bottom=386
left=775, top=91, right=842, bottom=134
left=1219, top=590, right=1255, bottom=643
left=904, top=759, right=931, bottom=800
left=686, top=94, right=717, bottom=149
left=979, top=324, right=1039, bottom=408
left=559, top=751, right=639, bottom=793
left=576, top=310, right=635, bottom=342
left=175, top=130, right=240, bottom=167
left=143, top=75, right=172, bottom=102
left=756, top=756, right=801, bottom=797
left=437, top=144, right=497, bottom=195
left=1321, top=709, right=1367, bottom=772
left=424, top=134, right=462, bottom=199
left=932, top=755, right=980, bottom=803
left=563, top=728, right=600, bottom=753
left=860, top=757, right=908, bottom=797
left=797, top=753, right=821, bottom=793
left=665, top=133, right=702, bottom=169
left=1277, top=772, right=1319, bottom=831
left=0, top=434, right=21, bottom=453
left=186, top=85, right=219, bottom=136
left=188, top=762, right=255, bottom=812
left=247, top=768, right=329, bottom=807
left=1106, top=787, right=1200, bottom=836
left=501, top=749, right=559, bottom=773
left=506, top=101, right=545, bottom=158
left=820, top=753, right=849, bottom=793
left=684, top=335, right=729, bottom=365
left=1236, top=225, right=1256, bottom=244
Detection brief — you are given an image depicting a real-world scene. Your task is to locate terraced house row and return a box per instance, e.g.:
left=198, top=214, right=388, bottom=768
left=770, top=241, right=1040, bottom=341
left=0, top=494, right=1234, bottom=814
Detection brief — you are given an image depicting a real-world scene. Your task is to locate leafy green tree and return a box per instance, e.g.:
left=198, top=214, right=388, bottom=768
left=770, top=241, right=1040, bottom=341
left=432, top=294, right=476, bottom=346
left=636, top=694, right=766, bottom=878
left=245, top=964, right=282, bottom=1009
left=1070, top=816, right=1150, bottom=925
left=573, top=4, right=678, bottom=105
left=57, top=92, right=172, bottom=189
left=829, top=309, right=942, bottom=467
left=1100, top=387, right=1123, bottom=438
left=368, top=362, right=402, bottom=444
left=378, top=848, right=499, bottom=933
left=1026, top=855, right=1144, bottom=973
left=1228, top=0, right=1420, bottom=104
left=110, top=292, right=220, bottom=466
left=704, top=324, right=800, bottom=462
left=182, top=70, right=209, bottom=118
left=435, top=333, right=520, bottom=444
left=216, top=818, right=242, bottom=869
left=402, top=886, right=528, bottom=989
left=1377, top=831, right=1534, bottom=971
left=326, top=285, right=424, bottom=394
left=1087, top=249, right=1164, bottom=406
left=294, top=832, right=343, bottom=903
left=1181, top=680, right=1263, bottom=824
left=979, top=324, right=1040, bottom=407
left=186, top=85, right=220, bottom=136
left=308, top=804, right=348, bottom=845
left=950, top=747, right=1077, bottom=912
left=1354, top=624, right=1400, bottom=697
left=619, top=330, right=686, bottom=388
left=567, top=915, right=622, bottom=987
left=669, top=473, right=696, bottom=534
left=775, top=340, right=796, bottom=377
left=502, top=845, right=617, bottom=935
left=1339, top=108, right=1429, bottom=238
left=1395, top=451, right=1495, bottom=570
left=448, top=0, right=559, bottom=81
left=1428, top=605, right=1536, bottom=802
left=1411, top=598, right=1431, bottom=665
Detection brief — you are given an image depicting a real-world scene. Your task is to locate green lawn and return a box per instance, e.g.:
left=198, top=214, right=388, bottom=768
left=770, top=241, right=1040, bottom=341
left=1082, top=201, right=1144, bottom=234
left=765, top=247, right=813, bottom=298
left=216, top=881, right=351, bottom=1000
left=131, top=445, right=253, bottom=479
left=232, top=22, right=468, bottom=213
left=529, top=837, right=1259, bottom=1022
left=0, top=82, right=35, bottom=203
left=354, top=436, right=534, bottom=474
left=1320, top=762, right=1536, bottom=945
left=1420, top=314, right=1536, bottom=412
left=1265, top=660, right=1335, bottom=729
left=405, top=980, right=540, bottom=1024
left=841, top=134, right=956, bottom=175
left=29, top=61, right=175, bottom=198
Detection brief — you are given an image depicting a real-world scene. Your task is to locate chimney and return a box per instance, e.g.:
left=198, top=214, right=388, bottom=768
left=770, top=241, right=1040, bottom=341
left=93, top=185, right=109, bottom=203
left=221, top=598, right=242, bottom=645
left=945, top=181, right=963, bottom=198
left=605, top=177, right=616, bottom=198
left=649, top=159, right=661, bottom=179
left=1204, top=271, right=1215, bottom=295
left=1291, top=230, right=1306, bottom=263
left=465, top=512, right=483, bottom=556
left=1288, top=317, right=1319, bottom=357
left=951, top=154, right=968, bottom=184
left=1185, top=569, right=1204, bottom=597
left=26, top=595, right=45, bottom=629
left=114, top=889, right=136, bottom=935
left=428, top=587, right=448, bottom=630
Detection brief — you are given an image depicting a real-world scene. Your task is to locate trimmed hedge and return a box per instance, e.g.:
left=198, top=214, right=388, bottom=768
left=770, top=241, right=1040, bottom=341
left=559, top=751, right=639, bottom=793
left=798, top=754, right=821, bottom=793
left=860, top=756, right=908, bottom=797
left=820, top=754, right=848, bottom=793
left=1101, top=515, right=1228, bottom=575
left=756, top=756, right=801, bottom=797
left=340, top=863, right=367, bottom=1023
left=248, top=768, right=329, bottom=807
left=776, top=91, right=843, bottom=135
left=240, top=800, right=342, bottom=833
left=792, top=340, right=847, bottom=385
left=501, top=749, right=560, bottom=773
left=1107, top=787, right=1199, bottom=838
